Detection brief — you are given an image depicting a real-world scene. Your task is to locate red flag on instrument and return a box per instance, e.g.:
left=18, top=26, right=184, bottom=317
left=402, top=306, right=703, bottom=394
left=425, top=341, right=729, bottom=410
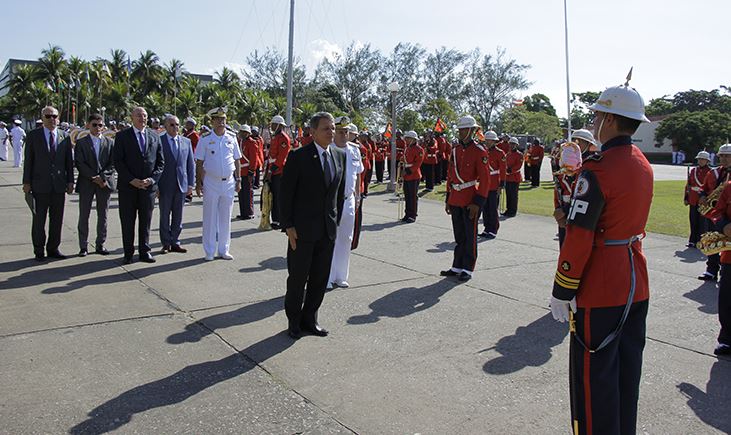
left=475, top=127, right=485, bottom=142
left=434, top=117, right=447, bottom=133
left=383, top=122, right=393, bottom=139
left=297, top=126, right=303, bottom=138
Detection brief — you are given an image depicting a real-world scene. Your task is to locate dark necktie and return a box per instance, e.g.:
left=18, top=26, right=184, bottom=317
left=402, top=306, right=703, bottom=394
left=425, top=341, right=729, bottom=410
left=323, top=150, right=332, bottom=185
left=49, top=131, right=55, bottom=160
left=138, top=131, right=146, bottom=154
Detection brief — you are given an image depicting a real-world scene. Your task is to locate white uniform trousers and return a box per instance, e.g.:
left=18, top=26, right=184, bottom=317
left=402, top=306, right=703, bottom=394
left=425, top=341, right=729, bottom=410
left=202, top=175, right=235, bottom=257
left=0, top=139, right=8, bottom=161
left=329, top=194, right=357, bottom=284
left=13, top=143, right=22, bottom=167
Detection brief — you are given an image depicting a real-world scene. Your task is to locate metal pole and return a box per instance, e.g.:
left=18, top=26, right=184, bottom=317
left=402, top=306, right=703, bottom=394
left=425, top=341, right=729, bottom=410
left=285, top=0, right=295, bottom=126
left=563, top=0, right=572, bottom=141
left=387, top=90, right=397, bottom=192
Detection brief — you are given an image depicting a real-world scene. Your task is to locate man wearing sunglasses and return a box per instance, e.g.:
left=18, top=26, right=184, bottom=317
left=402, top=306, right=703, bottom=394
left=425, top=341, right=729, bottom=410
left=22, top=106, right=74, bottom=261
left=74, top=113, right=116, bottom=257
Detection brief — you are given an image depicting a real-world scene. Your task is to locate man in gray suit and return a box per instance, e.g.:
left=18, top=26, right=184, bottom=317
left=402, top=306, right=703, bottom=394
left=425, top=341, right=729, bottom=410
left=158, top=115, right=194, bottom=254
left=22, top=106, right=74, bottom=261
left=75, top=113, right=116, bottom=257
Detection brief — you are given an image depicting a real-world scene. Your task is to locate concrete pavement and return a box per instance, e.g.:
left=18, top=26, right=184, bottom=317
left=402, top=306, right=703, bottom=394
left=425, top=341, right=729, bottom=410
left=0, top=160, right=728, bottom=434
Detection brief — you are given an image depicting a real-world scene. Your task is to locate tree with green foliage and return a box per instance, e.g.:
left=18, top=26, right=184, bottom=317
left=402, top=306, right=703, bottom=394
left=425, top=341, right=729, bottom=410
left=501, top=105, right=562, bottom=142
left=655, top=110, right=731, bottom=155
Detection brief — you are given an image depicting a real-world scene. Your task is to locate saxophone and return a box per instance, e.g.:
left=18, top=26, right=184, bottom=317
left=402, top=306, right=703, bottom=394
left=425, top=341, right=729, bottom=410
left=699, top=179, right=728, bottom=216
left=698, top=231, right=731, bottom=256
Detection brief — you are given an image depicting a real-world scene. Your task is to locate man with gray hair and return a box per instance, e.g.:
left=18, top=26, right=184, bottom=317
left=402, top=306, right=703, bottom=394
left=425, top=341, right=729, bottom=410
left=158, top=115, right=195, bottom=254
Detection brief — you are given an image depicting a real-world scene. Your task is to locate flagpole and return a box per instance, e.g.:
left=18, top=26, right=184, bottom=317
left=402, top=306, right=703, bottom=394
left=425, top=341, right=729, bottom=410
left=285, top=0, right=295, bottom=126
left=563, top=0, right=572, bottom=141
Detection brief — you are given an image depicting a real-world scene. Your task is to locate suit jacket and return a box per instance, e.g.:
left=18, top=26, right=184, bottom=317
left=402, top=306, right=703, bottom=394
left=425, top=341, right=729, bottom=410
left=280, top=142, right=346, bottom=242
left=74, top=134, right=116, bottom=193
left=159, top=134, right=195, bottom=194
left=22, top=128, right=73, bottom=194
left=113, top=127, right=164, bottom=193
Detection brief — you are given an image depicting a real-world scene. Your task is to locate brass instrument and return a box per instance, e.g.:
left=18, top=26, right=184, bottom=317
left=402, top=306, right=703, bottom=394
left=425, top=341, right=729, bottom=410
left=698, top=231, right=731, bottom=256
left=699, top=181, right=726, bottom=216
left=258, top=165, right=272, bottom=231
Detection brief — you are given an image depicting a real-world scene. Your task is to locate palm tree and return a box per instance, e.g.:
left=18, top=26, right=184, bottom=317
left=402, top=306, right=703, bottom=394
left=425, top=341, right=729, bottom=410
left=106, top=82, right=132, bottom=121
left=36, top=44, right=67, bottom=93
left=131, top=50, right=162, bottom=99
left=108, top=49, right=130, bottom=83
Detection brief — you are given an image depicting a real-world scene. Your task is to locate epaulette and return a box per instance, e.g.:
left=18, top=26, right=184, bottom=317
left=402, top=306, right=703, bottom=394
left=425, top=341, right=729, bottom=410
left=584, top=152, right=603, bottom=163
left=201, top=131, right=211, bottom=138
left=475, top=144, right=486, bottom=152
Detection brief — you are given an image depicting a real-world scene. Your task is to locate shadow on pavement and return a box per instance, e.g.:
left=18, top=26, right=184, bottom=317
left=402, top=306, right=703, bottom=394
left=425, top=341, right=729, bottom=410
left=347, top=278, right=459, bottom=324
left=426, top=241, right=455, bottom=253
left=360, top=220, right=402, bottom=232
left=674, top=247, right=706, bottom=264
left=482, top=312, right=568, bottom=375
left=167, top=297, right=283, bottom=344
left=239, top=256, right=286, bottom=274
left=683, top=281, right=719, bottom=314
left=2, top=259, right=119, bottom=291
left=677, top=360, right=731, bottom=433
left=41, top=258, right=204, bottom=294
left=68, top=332, right=295, bottom=435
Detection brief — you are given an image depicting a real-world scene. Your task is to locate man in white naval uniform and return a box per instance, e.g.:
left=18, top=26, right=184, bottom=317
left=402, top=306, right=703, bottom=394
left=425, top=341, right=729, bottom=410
left=194, top=107, right=242, bottom=261
left=0, top=122, right=8, bottom=161
left=10, top=119, right=26, bottom=167
left=327, top=117, right=363, bottom=289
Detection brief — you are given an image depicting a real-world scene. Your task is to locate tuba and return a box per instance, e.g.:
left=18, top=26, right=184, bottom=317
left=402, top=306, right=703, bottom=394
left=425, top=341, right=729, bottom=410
left=698, top=231, right=731, bottom=256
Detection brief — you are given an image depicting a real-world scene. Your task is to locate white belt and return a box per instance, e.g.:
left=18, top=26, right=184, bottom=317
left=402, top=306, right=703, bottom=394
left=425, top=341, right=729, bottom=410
left=268, top=158, right=276, bottom=163
left=404, top=163, right=413, bottom=168
left=489, top=170, right=499, bottom=175
left=562, top=195, right=571, bottom=203
left=451, top=180, right=477, bottom=191
left=241, top=163, right=249, bottom=167
left=691, top=186, right=703, bottom=192
left=427, top=154, right=436, bottom=158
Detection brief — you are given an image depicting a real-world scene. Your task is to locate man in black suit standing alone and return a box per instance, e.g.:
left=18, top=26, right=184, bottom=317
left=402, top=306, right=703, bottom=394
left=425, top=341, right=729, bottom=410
left=74, top=113, right=116, bottom=257
left=22, top=106, right=73, bottom=261
left=280, top=112, right=346, bottom=339
left=113, top=106, right=164, bottom=264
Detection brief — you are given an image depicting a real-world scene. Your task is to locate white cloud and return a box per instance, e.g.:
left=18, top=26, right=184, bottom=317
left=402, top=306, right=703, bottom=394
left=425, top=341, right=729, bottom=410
left=305, top=39, right=342, bottom=71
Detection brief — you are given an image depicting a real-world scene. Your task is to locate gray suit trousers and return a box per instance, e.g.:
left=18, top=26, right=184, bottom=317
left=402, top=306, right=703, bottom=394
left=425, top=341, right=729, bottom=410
left=77, top=185, right=112, bottom=250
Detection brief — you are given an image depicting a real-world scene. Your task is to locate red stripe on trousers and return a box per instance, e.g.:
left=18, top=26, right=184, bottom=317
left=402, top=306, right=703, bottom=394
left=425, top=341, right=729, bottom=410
left=583, top=308, right=593, bottom=435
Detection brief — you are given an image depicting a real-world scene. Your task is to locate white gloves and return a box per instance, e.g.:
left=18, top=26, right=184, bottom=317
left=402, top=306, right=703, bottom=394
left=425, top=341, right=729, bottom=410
left=550, top=296, right=577, bottom=322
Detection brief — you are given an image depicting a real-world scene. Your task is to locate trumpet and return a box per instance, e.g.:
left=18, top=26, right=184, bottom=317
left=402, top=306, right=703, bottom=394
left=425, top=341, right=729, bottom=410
left=698, top=231, right=731, bottom=256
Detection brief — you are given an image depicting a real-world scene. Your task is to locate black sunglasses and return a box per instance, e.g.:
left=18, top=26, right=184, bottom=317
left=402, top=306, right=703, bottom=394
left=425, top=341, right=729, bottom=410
left=91, top=123, right=104, bottom=127
left=44, top=114, right=58, bottom=119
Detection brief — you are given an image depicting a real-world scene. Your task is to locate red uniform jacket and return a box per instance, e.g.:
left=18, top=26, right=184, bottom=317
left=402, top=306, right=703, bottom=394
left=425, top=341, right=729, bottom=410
left=268, top=132, right=291, bottom=176
left=184, top=130, right=200, bottom=152
left=423, top=139, right=439, bottom=165
left=396, top=138, right=406, bottom=160
left=300, top=135, right=314, bottom=146
left=254, top=136, right=264, bottom=169
left=359, top=141, right=372, bottom=172
left=240, top=137, right=260, bottom=176
left=708, top=180, right=731, bottom=264
left=496, top=140, right=510, bottom=155
left=553, top=137, right=653, bottom=308
left=487, top=146, right=506, bottom=191
left=554, top=173, right=575, bottom=209
left=374, top=141, right=386, bottom=162
left=505, top=150, right=523, bottom=183
left=702, top=166, right=729, bottom=196
left=446, top=141, right=490, bottom=207
left=403, top=144, right=424, bottom=181
left=685, top=165, right=711, bottom=206
left=437, top=136, right=451, bottom=162
left=527, top=144, right=544, bottom=166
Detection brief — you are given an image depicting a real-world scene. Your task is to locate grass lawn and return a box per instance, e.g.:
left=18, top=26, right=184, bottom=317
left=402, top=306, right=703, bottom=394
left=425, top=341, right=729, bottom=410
left=369, top=179, right=688, bottom=238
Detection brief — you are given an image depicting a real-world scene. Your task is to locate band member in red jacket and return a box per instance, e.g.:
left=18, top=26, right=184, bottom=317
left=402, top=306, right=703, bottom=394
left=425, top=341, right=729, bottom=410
left=422, top=130, right=439, bottom=191
left=685, top=151, right=711, bottom=248
left=698, top=149, right=731, bottom=281
left=527, top=139, right=544, bottom=187
left=503, top=137, right=523, bottom=217
left=267, top=115, right=291, bottom=229
left=435, top=131, right=450, bottom=185
left=374, top=136, right=386, bottom=183
left=440, top=116, right=490, bottom=282
left=550, top=77, right=653, bottom=435
left=401, top=130, right=424, bottom=223
left=480, top=130, right=505, bottom=239
left=237, top=124, right=259, bottom=220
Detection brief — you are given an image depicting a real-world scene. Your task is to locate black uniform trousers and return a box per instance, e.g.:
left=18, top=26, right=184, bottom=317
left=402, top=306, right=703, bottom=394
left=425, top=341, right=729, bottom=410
left=435, top=160, right=443, bottom=184
left=351, top=201, right=363, bottom=250
left=423, top=163, right=436, bottom=190
left=253, top=168, right=261, bottom=188
left=363, top=168, right=372, bottom=195
left=450, top=205, right=479, bottom=272
left=403, top=179, right=418, bottom=219
left=374, top=160, right=384, bottom=183
left=440, top=160, right=449, bottom=183
left=688, top=204, right=703, bottom=245
left=285, top=235, right=335, bottom=327
left=387, top=158, right=395, bottom=180
left=504, top=181, right=519, bottom=216
left=32, top=192, right=66, bottom=256
left=238, top=175, right=254, bottom=218
left=718, top=264, right=731, bottom=346
left=530, top=164, right=541, bottom=187
left=270, top=174, right=282, bottom=224
left=570, top=300, right=648, bottom=435
left=481, top=190, right=499, bottom=234
left=118, top=187, right=155, bottom=259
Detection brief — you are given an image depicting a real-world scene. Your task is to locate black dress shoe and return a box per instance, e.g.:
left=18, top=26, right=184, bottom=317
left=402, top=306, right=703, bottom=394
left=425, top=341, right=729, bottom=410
left=697, top=272, right=717, bottom=281
left=139, top=254, right=156, bottom=263
left=287, top=328, right=302, bottom=340
left=458, top=272, right=472, bottom=282
left=160, top=245, right=170, bottom=254
left=34, top=254, right=46, bottom=262
left=302, top=323, right=329, bottom=337
left=122, top=256, right=133, bottom=265
left=440, top=269, right=459, bottom=277
left=78, top=249, right=88, bottom=257
left=170, top=244, right=187, bottom=253
left=95, top=247, right=110, bottom=255
left=47, top=251, right=67, bottom=259
left=715, top=343, right=731, bottom=355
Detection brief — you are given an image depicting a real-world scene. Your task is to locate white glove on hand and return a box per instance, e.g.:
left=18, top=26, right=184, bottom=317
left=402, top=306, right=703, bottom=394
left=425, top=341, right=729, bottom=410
left=550, top=296, right=577, bottom=322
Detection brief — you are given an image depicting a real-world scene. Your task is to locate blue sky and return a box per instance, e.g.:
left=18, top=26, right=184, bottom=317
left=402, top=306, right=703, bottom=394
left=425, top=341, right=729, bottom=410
left=2, top=0, right=729, bottom=117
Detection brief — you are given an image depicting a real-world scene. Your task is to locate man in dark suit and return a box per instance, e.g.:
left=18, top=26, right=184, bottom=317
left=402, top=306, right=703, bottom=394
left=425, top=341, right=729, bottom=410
left=22, top=106, right=73, bottom=261
left=113, top=106, right=164, bottom=264
left=158, top=115, right=194, bottom=254
left=74, top=113, right=116, bottom=257
left=280, top=112, right=346, bottom=339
